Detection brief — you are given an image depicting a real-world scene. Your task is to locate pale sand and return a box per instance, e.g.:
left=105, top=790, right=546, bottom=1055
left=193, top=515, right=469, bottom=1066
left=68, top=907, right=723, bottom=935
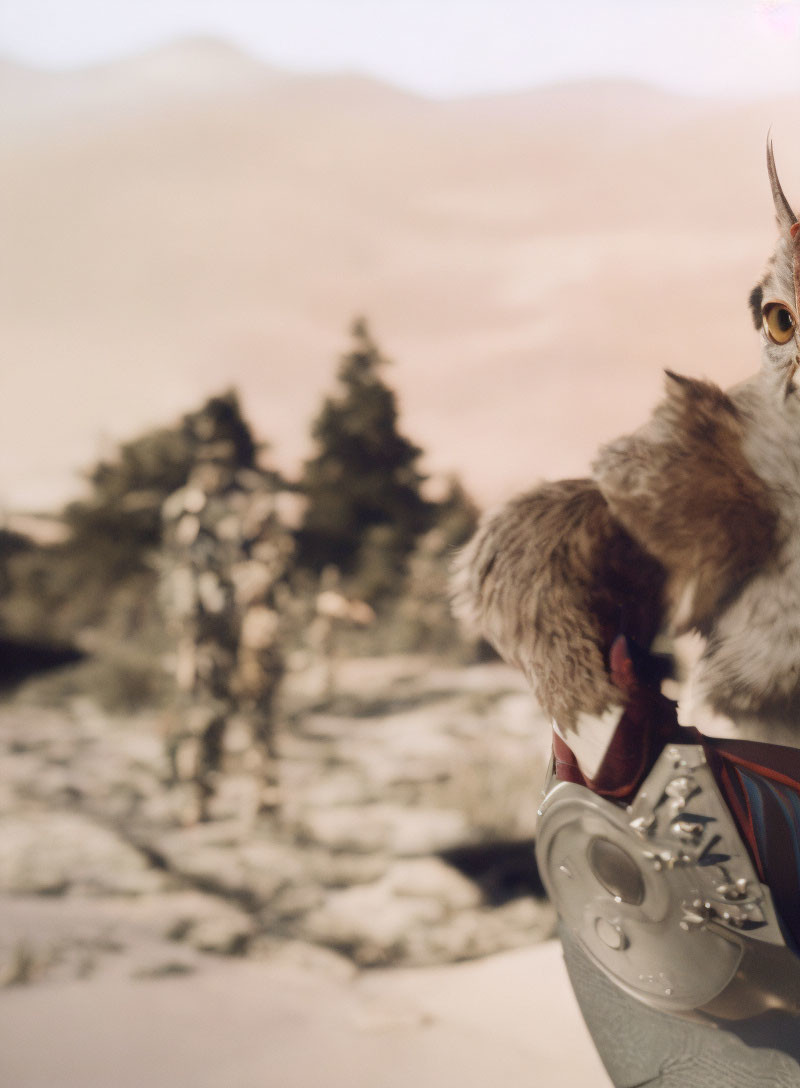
left=0, top=939, right=610, bottom=1088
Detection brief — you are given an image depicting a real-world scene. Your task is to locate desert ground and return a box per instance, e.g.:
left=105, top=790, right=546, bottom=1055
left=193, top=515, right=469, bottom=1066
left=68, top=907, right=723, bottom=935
left=0, top=653, right=610, bottom=1087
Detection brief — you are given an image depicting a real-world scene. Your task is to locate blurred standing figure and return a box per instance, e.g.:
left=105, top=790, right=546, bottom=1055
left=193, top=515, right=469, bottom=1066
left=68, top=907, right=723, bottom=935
left=160, top=394, right=294, bottom=821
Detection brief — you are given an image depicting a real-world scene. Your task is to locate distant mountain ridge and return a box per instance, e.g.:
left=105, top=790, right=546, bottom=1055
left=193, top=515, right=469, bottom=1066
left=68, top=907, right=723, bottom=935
left=0, top=37, right=712, bottom=135
left=2, top=37, right=800, bottom=511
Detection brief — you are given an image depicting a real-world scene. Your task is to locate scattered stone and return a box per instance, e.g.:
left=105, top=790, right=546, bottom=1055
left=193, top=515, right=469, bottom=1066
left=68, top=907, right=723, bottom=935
left=303, top=850, right=389, bottom=889
left=268, top=882, right=324, bottom=920
left=187, top=915, right=253, bottom=956
left=381, top=858, right=482, bottom=911
left=297, top=804, right=470, bottom=856
left=206, top=774, right=261, bottom=823
left=401, top=897, right=557, bottom=965
left=0, top=813, right=167, bottom=897
left=249, top=938, right=357, bottom=983
left=0, top=660, right=556, bottom=982
left=287, top=768, right=371, bottom=809
left=303, top=881, right=446, bottom=965
left=154, top=835, right=307, bottom=905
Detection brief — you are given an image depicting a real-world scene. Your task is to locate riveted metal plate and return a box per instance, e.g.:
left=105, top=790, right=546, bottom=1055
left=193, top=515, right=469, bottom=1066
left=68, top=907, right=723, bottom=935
left=536, top=744, right=785, bottom=1012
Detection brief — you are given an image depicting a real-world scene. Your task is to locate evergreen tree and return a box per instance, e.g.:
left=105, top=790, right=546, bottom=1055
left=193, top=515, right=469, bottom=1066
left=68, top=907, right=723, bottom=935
left=296, top=319, right=434, bottom=599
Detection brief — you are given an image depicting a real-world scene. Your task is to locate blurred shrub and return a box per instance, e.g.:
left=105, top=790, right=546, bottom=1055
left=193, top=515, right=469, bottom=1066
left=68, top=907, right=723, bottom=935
left=3, top=328, right=484, bottom=671
left=16, top=645, right=170, bottom=713
left=2, top=391, right=261, bottom=642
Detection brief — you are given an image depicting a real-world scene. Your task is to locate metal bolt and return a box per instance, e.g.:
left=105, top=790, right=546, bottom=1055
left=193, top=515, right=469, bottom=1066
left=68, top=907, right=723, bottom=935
left=665, top=776, right=693, bottom=800
left=595, top=917, right=628, bottom=951
left=717, top=881, right=747, bottom=901
left=671, top=819, right=704, bottom=842
left=630, top=814, right=655, bottom=837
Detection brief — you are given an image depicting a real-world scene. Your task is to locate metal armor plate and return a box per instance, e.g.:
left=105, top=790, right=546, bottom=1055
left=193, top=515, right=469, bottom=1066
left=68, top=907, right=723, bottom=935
left=536, top=743, right=785, bottom=1013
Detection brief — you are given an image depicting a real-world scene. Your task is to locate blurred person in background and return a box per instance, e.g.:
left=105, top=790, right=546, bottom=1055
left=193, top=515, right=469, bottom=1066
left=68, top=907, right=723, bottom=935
left=160, top=394, right=295, bottom=822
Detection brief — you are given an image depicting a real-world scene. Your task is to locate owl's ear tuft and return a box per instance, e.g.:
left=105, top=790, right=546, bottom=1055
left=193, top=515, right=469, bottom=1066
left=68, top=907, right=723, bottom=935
left=662, top=370, right=696, bottom=399
left=749, top=283, right=764, bottom=330
left=662, top=371, right=739, bottom=418
left=663, top=369, right=688, bottom=388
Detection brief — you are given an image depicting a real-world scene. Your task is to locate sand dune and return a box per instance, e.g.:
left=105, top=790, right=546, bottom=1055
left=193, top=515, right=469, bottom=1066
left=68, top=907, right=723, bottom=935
left=2, top=39, right=800, bottom=511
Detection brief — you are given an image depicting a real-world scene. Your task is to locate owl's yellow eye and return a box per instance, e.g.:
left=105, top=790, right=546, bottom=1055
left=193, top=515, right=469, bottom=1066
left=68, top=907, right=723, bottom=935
left=762, top=301, right=797, bottom=345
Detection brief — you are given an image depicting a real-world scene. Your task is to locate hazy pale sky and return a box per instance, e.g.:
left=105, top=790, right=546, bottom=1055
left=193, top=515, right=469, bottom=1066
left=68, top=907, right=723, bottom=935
left=1, top=0, right=800, bottom=99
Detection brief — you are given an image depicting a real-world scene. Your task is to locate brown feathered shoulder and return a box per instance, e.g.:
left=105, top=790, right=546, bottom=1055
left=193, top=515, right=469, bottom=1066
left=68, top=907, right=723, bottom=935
left=593, top=371, right=778, bottom=633
left=452, top=478, right=665, bottom=730
left=453, top=372, right=779, bottom=732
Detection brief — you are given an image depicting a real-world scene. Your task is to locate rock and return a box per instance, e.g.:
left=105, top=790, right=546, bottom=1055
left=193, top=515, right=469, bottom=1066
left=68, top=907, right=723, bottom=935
left=296, top=807, right=386, bottom=853
left=156, top=821, right=247, bottom=851
left=112, top=728, right=166, bottom=772
left=237, top=841, right=309, bottom=901
left=187, top=915, right=253, bottom=956
left=297, top=804, right=470, bottom=856
left=206, top=774, right=261, bottom=824
left=159, top=892, right=255, bottom=954
left=302, top=882, right=446, bottom=965
left=402, top=898, right=558, bottom=965
left=304, top=850, right=389, bottom=889
left=267, top=882, right=324, bottom=920
left=0, top=813, right=167, bottom=897
left=294, top=769, right=372, bottom=809
left=155, top=834, right=307, bottom=905
left=300, top=871, right=555, bottom=969
left=381, top=858, right=482, bottom=911
left=249, top=938, right=357, bottom=983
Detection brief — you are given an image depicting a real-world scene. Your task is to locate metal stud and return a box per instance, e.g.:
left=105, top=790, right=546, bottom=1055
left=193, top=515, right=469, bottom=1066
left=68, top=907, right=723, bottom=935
left=671, top=819, right=704, bottom=842
left=630, top=813, right=655, bottom=837
left=665, top=776, right=693, bottom=800
left=716, top=881, right=747, bottom=901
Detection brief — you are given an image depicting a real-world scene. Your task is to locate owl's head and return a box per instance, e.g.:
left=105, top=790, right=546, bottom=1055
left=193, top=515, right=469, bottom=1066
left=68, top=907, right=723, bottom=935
left=750, top=142, right=800, bottom=398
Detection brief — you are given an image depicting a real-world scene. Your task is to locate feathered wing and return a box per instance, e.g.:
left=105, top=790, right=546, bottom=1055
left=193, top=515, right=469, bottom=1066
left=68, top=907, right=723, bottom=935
left=453, top=372, right=778, bottom=737
left=593, top=372, right=778, bottom=634
left=452, top=478, right=666, bottom=731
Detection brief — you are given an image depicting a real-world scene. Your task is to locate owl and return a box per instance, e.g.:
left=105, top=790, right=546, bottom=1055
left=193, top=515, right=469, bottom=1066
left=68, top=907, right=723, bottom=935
left=453, top=142, right=800, bottom=777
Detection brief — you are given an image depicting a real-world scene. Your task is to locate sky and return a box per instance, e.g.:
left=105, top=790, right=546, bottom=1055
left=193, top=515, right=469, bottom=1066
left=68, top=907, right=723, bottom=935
left=1, top=0, right=800, bottom=99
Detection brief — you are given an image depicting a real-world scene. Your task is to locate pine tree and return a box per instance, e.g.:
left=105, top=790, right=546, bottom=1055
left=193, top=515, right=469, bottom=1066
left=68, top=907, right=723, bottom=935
left=296, top=319, right=434, bottom=600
